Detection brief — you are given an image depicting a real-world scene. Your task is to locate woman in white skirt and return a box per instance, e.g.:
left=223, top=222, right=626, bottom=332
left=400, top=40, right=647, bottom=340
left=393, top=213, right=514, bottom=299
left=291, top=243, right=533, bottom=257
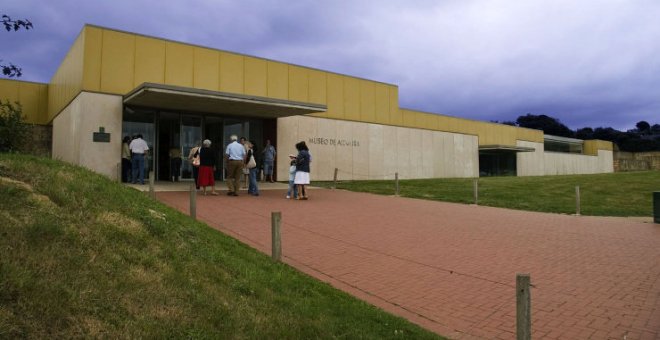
left=293, top=141, right=311, bottom=200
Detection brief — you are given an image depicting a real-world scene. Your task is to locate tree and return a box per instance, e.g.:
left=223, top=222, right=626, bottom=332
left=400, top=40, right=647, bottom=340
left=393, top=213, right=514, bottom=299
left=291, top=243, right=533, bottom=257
left=575, top=127, right=594, bottom=140
left=1, top=14, right=33, bottom=78
left=635, top=121, right=651, bottom=134
left=592, top=127, right=623, bottom=143
left=0, top=100, right=29, bottom=152
left=652, top=124, right=660, bottom=134
left=515, top=114, right=575, bottom=138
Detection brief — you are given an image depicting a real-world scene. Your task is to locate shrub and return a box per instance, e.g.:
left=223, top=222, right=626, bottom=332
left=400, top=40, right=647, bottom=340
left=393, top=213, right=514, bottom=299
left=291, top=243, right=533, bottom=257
left=0, top=100, right=29, bottom=152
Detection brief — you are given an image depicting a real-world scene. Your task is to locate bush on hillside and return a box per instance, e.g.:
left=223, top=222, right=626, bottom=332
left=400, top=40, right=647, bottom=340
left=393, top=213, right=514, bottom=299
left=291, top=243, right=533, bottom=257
left=0, top=100, right=29, bottom=152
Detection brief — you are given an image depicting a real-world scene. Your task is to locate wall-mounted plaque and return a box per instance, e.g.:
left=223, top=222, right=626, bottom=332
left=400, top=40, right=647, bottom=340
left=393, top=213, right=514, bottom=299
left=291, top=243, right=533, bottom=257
left=93, top=127, right=111, bottom=143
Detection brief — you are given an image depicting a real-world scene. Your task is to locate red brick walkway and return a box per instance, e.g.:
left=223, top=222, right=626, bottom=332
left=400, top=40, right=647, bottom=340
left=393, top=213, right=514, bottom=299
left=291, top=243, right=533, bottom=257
left=157, top=188, right=660, bottom=339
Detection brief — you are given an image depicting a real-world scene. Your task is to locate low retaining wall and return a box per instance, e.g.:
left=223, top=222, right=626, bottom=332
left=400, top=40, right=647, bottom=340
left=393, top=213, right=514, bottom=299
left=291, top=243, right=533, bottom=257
left=614, top=151, right=660, bottom=172
left=19, top=124, right=52, bottom=158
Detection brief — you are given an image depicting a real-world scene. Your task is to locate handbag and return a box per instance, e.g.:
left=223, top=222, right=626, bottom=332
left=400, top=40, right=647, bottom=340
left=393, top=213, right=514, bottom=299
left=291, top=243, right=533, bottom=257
left=191, top=148, right=200, bottom=167
left=247, top=154, right=256, bottom=169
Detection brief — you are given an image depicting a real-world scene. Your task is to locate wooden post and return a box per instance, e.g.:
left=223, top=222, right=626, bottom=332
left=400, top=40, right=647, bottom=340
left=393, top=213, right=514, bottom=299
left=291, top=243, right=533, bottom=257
left=148, top=170, right=155, bottom=199
left=332, top=168, right=338, bottom=189
left=516, top=273, right=531, bottom=340
left=116, top=162, right=122, bottom=183
left=473, top=178, right=479, bottom=205
left=190, top=182, right=196, bottom=220
left=271, top=212, right=282, bottom=261
left=575, top=185, right=581, bottom=216
left=395, top=172, right=400, bottom=196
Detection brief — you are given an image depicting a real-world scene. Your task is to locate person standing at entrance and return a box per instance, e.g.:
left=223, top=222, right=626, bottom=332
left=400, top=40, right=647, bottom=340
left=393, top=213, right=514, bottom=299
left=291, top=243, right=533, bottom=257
left=294, top=141, right=310, bottom=200
left=169, top=145, right=182, bottom=182
left=239, top=136, right=248, bottom=188
left=262, top=139, right=276, bottom=182
left=129, top=134, right=149, bottom=184
left=121, top=136, right=131, bottom=183
left=198, top=139, right=219, bottom=195
left=188, top=141, right=201, bottom=190
left=225, top=135, right=245, bottom=196
left=245, top=141, right=259, bottom=196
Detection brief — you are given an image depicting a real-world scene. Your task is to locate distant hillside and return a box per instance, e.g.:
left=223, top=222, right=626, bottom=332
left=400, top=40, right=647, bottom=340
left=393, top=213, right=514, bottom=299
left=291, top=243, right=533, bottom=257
left=0, top=154, right=441, bottom=339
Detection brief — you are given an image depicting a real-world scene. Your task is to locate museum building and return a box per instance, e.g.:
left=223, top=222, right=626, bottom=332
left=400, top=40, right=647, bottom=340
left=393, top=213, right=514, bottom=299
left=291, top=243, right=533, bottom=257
left=0, top=25, right=614, bottom=182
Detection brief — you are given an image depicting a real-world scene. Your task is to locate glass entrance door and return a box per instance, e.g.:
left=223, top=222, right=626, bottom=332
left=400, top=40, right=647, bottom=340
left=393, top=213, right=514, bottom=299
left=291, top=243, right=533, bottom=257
left=181, top=115, right=202, bottom=180
left=157, top=112, right=180, bottom=181
left=123, top=108, right=155, bottom=178
left=124, top=108, right=261, bottom=182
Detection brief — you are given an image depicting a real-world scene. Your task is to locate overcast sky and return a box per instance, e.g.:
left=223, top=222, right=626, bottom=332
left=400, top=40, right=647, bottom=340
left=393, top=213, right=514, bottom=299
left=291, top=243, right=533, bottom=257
left=3, top=0, right=659, bottom=130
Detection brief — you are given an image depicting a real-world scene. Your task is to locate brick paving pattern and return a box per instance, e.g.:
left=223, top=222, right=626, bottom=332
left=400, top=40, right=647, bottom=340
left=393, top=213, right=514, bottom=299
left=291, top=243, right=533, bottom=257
left=157, top=188, right=660, bottom=339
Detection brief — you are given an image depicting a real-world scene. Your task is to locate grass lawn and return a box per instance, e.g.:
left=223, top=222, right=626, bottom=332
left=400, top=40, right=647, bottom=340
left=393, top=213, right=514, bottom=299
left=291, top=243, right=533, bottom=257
left=314, top=171, right=659, bottom=217
left=0, top=153, right=442, bottom=339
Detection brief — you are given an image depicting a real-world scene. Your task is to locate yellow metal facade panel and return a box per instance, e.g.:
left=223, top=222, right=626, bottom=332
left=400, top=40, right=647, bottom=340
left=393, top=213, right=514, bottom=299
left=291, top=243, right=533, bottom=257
left=82, top=26, right=102, bottom=91
left=48, top=30, right=85, bottom=121
left=244, top=56, right=267, bottom=96
left=389, top=87, right=401, bottom=126
left=477, top=123, right=516, bottom=145
left=359, top=80, right=375, bottom=123
left=515, top=126, right=543, bottom=143
left=288, top=66, right=309, bottom=102
left=37, top=85, right=49, bottom=124
left=599, top=140, right=613, bottom=151
left=267, top=61, right=288, bottom=100
left=583, top=140, right=597, bottom=156
left=134, top=36, right=165, bottom=87
left=584, top=140, right=613, bottom=155
left=425, top=113, right=439, bottom=130
left=308, top=69, right=327, bottom=105
left=219, top=52, right=244, bottom=94
left=343, top=77, right=360, bottom=121
left=19, top=82, right=48, bottom=124
left=374, top=83, right=389, bottom=125
left=402, top=109, right=416, bottom=127
left=193, top=47, right=219, bottom=91
left=0, top=80, right=48, bottom=125
left=325, top=73, right=344, bottom=119
left=0, top=80, right=19, bottom=100
left=437, top=115, right=462, bottom=133
left=165, top=42, right=194, bottom=87
left=100, top=30, right=135, bottom=94
left=413, top=112, right=428, bottom=129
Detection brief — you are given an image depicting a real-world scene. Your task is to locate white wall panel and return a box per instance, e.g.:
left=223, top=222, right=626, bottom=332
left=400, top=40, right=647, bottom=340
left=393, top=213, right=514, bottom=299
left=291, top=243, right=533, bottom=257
left=279, top=116, right=479, bottom=180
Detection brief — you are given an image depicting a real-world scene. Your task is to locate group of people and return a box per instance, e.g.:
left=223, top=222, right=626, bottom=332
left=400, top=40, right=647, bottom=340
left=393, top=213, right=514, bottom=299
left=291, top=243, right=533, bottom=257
left=121, top=134, right=149, bottom=184
left=122, top=134, right=311, bottom=200
left=121, top=134, right=185, bottom=184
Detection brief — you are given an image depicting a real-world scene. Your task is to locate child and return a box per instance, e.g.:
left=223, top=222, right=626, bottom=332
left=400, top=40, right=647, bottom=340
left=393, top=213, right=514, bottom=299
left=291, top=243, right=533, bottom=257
left=286, top=155, right=298, bottom=199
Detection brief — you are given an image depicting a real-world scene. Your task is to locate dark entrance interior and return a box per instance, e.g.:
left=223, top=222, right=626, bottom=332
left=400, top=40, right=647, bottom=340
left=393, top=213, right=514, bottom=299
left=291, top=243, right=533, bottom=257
left=479, top=151, right=517, bottom=177
left=157, top=113, right=180, bottom=181
left=127, top=108, right=277, bottom=182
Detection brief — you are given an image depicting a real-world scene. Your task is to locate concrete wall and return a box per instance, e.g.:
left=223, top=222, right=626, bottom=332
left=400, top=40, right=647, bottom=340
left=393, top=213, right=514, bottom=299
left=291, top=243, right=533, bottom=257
left=277, top=115, right=479, bottom=181
left=615, top=151, right=660, bottom=171
left=52, top=92, right=123, bottom=178
left=21, top=125, right=52, bottom=158
left=517, top=141, right=614, bottom=176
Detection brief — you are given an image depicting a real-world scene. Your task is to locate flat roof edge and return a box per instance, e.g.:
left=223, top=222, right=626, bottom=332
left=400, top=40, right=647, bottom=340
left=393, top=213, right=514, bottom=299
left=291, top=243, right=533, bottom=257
left=479, top=145, right=536, bottom=152
left=124, top=82, right=327, bottom=112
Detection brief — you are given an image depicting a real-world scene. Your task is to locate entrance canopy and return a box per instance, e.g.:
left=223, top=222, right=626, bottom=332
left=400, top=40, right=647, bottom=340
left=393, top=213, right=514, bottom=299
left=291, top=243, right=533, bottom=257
left=124, top=83, right=327, bottom=118
left=478, top=144, right=536, bottom=152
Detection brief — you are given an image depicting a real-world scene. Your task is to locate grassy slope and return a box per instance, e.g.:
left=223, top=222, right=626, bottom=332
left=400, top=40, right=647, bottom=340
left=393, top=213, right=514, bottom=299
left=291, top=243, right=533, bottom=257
left=315, top=171, right=659, bottom=216
left=0, top=154, right=441, bottom=339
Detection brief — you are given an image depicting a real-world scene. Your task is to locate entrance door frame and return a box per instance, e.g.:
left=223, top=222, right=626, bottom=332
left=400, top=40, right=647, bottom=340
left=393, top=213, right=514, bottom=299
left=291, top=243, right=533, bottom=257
left=147, top=109, right=253, bottom=181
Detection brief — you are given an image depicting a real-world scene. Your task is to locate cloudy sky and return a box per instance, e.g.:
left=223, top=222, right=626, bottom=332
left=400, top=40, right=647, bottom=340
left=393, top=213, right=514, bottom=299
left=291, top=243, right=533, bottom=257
left=3, top=0, right=659, bottom=130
